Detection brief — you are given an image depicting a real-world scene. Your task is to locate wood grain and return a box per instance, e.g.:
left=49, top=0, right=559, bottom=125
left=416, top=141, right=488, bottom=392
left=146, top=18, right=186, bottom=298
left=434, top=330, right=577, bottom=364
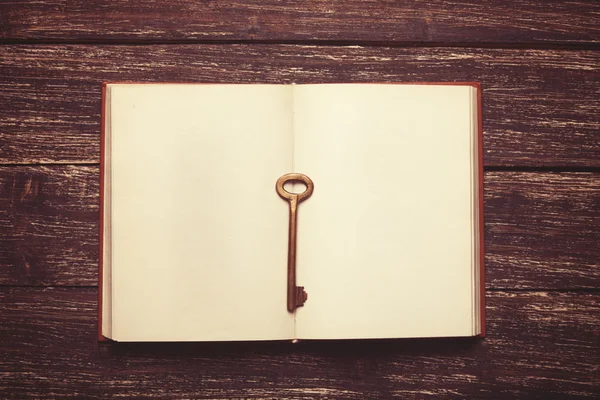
left=1, top=288, right=598, bottom=398
left=1, top=1, right=598, bottom=398
left=1, top=1, right=599, bottom=45
left=485, top=171, right=600, bottom=289
left=1, top=166, right=598, bottom=289
left=0, top=166, right=98, bottom=285
left=0, top=45, right=599, bottom=166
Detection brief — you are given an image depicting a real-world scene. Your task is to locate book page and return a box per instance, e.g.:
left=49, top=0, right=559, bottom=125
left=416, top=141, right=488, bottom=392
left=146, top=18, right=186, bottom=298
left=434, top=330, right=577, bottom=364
left=108, top=84, right=294, bottom=341
left=293, top=84, right=476, bottom=339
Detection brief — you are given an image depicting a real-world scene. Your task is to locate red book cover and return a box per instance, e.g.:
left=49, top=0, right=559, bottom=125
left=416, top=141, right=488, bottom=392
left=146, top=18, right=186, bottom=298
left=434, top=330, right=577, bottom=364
left=98, top=82, right=485, bottom=341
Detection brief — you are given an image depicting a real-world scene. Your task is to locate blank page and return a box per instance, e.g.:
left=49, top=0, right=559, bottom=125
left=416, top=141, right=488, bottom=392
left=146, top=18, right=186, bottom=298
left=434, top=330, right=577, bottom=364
left=108, top=84, right=294, bottom=341
left=293, top=84, right=476, bottom=339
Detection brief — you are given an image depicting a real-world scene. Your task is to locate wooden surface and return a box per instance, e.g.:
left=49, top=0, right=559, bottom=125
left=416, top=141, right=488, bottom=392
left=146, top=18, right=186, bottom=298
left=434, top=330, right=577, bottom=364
left=1, top=1, right=599, bottom=398
left=1, top=1, right=599, bottom=45
left=1, top=46, right=599, bottom=166
left=2, top=289, right=599, bottom=398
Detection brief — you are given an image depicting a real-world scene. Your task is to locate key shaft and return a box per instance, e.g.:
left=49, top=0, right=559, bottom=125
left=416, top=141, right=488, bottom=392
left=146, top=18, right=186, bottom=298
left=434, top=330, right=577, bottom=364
left=286, top=196, right=303, bottom=312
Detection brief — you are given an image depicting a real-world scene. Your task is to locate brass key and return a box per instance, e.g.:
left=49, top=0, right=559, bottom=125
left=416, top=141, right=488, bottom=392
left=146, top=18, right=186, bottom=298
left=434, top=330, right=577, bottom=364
left=276, top=173, right=314, bottom=312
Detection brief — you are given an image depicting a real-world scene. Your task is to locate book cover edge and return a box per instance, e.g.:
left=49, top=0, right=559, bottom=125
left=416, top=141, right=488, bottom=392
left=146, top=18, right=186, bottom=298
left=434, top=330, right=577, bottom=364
left=476, top=82, right=486, bottom=338
left=98, top=82, right=110, bottom=342
left=98, top=81, right=482, bottom=86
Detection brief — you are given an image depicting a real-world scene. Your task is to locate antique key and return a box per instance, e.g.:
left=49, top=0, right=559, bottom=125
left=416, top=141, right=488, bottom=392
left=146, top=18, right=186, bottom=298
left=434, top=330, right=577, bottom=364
left=276, top=173, right=314, bottom=312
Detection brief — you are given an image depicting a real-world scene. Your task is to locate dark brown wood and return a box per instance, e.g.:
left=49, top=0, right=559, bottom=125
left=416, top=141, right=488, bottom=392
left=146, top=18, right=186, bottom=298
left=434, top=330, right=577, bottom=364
left=0, top=166, right=99, bottom=285
left=1, top=1, right=599, bottom=45
left=1, top=45, right=599, bottom=166
left=485, top=171, right=600, bottom=289
left=1, top=3, right=599, bottom=396
left=1, top=288, right=598, bottom=398
left=1, top=166, right=598, bottom=289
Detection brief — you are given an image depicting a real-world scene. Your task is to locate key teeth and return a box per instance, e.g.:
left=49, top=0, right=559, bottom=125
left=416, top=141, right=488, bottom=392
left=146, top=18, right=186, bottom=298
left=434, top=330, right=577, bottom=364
left=296, top=286, right=308, bottom=307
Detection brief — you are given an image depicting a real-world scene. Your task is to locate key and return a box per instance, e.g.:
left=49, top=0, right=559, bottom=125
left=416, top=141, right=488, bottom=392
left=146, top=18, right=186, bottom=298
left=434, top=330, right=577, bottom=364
left=276, top=173, right=314, bottom=312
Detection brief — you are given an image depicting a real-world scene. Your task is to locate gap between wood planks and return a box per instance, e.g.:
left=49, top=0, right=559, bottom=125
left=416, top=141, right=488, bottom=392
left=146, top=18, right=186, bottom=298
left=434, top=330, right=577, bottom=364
left=1, top=39, right=600, bottom=51
left=2, top=163, right=600, bottom=173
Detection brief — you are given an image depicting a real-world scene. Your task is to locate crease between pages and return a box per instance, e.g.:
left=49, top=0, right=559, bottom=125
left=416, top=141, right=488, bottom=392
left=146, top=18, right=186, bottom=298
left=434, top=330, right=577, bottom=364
left=291, top=82, right=298, bottom=340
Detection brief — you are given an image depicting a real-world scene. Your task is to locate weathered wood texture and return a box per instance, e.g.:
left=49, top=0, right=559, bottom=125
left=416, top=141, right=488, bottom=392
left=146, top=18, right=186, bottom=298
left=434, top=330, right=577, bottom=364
left=1, top=166, right=598, bottom=289
left=1, top=45, right=599, bottom=166
left=1, top=1, right=599, bottom=45
left=485, top=171, right=600, bottom=289
left=0, top=166, right=98, bottom=285
left=1, top=288, right=598, bottom=398
left=1, top=2, right=599, bottom=398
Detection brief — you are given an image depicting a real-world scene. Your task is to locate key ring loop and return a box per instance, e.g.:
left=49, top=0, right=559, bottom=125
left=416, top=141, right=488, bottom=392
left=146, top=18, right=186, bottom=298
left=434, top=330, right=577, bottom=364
left=276, top=173, right=314, bottom=203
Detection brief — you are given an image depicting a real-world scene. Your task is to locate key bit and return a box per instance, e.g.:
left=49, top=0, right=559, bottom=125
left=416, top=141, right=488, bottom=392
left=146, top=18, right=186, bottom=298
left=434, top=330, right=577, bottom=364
left=296, top=286, right=308, bottom=308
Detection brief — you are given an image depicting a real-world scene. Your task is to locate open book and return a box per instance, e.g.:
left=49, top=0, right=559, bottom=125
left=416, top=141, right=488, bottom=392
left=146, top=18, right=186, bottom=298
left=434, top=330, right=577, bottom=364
left=100, top=83, right=484, bottom=342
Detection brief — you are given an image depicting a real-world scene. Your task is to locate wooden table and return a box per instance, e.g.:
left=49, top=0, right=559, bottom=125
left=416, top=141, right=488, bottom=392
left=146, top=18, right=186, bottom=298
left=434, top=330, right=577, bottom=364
left=1, top=2, right=599, bottom=398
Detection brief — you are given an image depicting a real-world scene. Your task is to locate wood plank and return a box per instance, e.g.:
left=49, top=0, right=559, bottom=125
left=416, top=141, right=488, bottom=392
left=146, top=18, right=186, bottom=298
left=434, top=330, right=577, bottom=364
left=0, top=166, right=598, bottom=289
left=0, top=166, right=99, bottom=285
left=0, top=45, right=598, bottom=166
left=0, top=288, right=598, bottom=398
left=1, top=1, right=599, bottom=44
left=485, top=171, right=600, bottom=289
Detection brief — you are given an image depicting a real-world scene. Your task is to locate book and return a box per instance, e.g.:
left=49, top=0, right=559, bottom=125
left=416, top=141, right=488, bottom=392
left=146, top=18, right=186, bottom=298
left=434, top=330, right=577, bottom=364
left=99, top=82, right=484, bottom=342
